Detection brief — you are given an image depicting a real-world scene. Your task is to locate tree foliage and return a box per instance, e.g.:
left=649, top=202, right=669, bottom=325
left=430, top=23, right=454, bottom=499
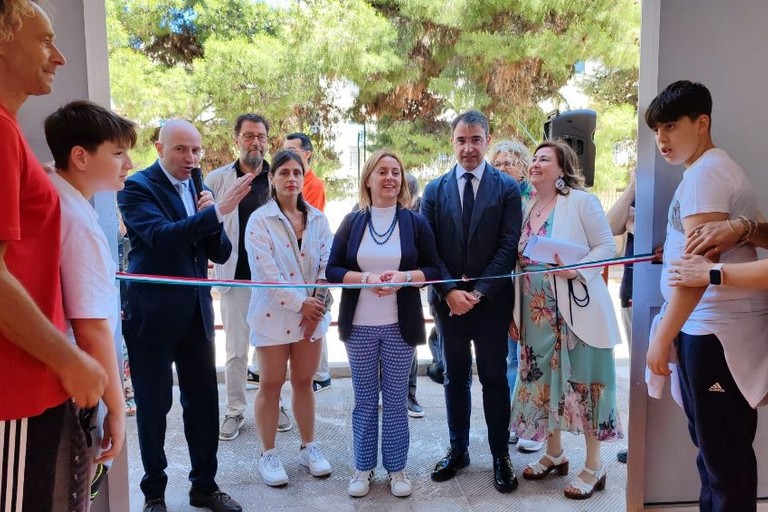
left=106, top=0, right=640, bottom=195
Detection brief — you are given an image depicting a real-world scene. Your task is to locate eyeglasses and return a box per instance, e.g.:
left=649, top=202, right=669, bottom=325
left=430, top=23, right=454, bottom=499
left=240, top=133, right=268, bottom=143
left=493, top=159, right=523, bottom=168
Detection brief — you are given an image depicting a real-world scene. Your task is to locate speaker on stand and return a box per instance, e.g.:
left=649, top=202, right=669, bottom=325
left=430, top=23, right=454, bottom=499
left=543, top=109, right=597, bottom=187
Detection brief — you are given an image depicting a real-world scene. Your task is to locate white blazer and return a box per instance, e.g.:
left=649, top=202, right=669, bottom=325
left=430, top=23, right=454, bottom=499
left=515, top=189, right=621, bottom=349
left=204, top=163, right=241, bottom=292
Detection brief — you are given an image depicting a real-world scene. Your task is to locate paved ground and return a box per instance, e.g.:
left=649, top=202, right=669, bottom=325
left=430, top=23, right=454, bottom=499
left=124, top=268, right=631, bottom=510
left=125, top=368, right=630, bottom=512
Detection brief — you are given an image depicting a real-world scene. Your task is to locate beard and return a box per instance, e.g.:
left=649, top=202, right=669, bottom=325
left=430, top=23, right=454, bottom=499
left=242, top=150, right=263, bottom=170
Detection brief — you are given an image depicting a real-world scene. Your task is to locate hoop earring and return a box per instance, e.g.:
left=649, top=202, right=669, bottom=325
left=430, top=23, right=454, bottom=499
left=555, top=177, right=566, bottom=190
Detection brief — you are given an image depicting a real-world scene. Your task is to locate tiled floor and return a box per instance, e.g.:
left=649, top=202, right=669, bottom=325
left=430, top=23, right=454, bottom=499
left=125, top=371, right=630, bottom=512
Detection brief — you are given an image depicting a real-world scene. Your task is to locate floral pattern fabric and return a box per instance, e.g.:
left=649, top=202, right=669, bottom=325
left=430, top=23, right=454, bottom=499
left=511, top=210, right=623, bottom=442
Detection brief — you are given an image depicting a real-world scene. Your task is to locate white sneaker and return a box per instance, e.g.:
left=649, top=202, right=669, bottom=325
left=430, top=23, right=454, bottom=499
left=388, top=470, right=412, bottom=497
left=299, top=442, right=332, bottom=476
left=259, top=449, right=288, bottom=487
left=347, top=469, right=374, bottom=497
left=517, top=438, right=545, bottom=453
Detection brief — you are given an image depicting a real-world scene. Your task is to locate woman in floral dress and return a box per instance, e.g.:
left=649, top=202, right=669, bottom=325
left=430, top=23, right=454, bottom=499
left=509, top=141, right=623, bottom=500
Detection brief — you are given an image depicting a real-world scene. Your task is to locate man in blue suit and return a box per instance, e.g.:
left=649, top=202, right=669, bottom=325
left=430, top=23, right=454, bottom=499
left=118, top=120, right=253, bottom=512
left=421, top=110, right=522, bottom=493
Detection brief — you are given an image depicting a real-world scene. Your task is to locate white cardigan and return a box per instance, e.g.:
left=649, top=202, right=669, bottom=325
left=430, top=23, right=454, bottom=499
left=515, top=189, right=621, bottom=349
left=245, top=200, right=332, bottom=346
left=204, top=163, right=241, bottom=292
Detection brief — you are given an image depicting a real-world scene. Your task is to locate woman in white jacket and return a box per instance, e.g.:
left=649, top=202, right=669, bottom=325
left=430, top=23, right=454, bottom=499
left=245, top=150, right=333, bottom=487
left=509, top=141, right=623, bottom=500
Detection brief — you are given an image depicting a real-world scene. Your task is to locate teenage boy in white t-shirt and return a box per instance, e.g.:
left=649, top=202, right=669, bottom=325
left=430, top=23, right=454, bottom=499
left=44, top=100, right=137, bottom=500
left=646, top=80, right=768, bottom=512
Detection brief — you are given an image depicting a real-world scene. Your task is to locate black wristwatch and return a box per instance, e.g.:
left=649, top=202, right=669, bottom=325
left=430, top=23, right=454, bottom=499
left=709, top=263, right=725, bottom=286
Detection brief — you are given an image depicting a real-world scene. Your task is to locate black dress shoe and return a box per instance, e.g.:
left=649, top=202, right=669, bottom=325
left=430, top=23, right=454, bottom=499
left=189, top=488, right=242, bottom=512
left=493, top=455, right=519, bottom=493
left=143, top=498, right=167, bottom=512
left=431, top=448, right=470, bottom=482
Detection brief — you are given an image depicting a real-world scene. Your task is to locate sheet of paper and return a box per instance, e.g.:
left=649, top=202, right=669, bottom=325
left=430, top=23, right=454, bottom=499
left=522, top=235, right=589, bottom=265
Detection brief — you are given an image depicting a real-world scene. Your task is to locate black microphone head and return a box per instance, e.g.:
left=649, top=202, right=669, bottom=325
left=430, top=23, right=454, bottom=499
left=191, top=167, right=204, bottom=197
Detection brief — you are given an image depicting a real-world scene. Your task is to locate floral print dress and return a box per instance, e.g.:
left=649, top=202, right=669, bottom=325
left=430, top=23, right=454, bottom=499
left=511, top=210, right=623, bottom=442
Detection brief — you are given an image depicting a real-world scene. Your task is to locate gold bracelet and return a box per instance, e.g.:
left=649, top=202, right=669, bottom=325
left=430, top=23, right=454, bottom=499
left=736, top=216, right=757, bottom=244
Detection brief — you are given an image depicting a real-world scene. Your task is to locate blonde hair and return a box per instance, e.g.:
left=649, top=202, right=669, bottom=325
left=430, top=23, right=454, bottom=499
left=0, top=0, right=36, bottom=44
left=358, top=149, right=411, bottom=210
left=489, top=139, right=532, bottom=169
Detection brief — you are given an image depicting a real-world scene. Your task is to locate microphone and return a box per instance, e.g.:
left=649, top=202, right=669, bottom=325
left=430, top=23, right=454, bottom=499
left=191, top=167, right=204, bottom=199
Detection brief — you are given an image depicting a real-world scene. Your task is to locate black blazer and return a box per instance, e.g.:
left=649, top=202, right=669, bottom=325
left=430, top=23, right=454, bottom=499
left=420, top=163, right=521, bottom=306
left=326, top=207, right=441, bottom=346
left=118, top=161, right=232, bottom=342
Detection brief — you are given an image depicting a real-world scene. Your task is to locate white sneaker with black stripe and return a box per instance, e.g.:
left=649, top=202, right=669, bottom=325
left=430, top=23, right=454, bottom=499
left=388, top=470, right=413, bottom=497
left=348, top=469, right=374, bottom=497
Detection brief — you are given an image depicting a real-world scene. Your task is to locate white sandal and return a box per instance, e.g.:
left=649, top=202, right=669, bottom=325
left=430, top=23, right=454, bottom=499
left=564, top=464, right=606, bottom=500
left=522, top=450, right=569, bottom=480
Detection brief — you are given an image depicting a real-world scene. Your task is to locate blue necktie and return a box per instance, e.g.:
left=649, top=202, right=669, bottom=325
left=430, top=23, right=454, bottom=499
left=462, top=173, right=475, bottom=242
left=175, top=182, right=195, bottom=217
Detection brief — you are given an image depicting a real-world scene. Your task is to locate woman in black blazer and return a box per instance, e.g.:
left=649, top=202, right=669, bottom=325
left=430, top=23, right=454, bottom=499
left=326, top=149, right=440, bottom=498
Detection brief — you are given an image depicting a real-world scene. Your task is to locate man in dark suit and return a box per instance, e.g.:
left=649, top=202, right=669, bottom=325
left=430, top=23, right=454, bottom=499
left=421, top=110, right=522, bottom=493
left=118, top=120, right=253, bottom=512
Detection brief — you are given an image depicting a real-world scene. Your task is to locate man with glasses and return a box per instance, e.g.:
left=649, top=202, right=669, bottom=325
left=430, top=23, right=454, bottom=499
left=206, top=114, right=293, bottom=441
left=119, top=119, right=251, bottom=511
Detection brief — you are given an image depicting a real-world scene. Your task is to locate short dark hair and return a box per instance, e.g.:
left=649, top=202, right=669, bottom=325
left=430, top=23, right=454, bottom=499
left=44, top=100, right=137, bottom=171
left=451, top=109, right=490, bottom=137
left=645, top=80, right=713, bottom=129
left=286, top=132, right=313, bottom=152
left=234, top=113, right=269, bottom=136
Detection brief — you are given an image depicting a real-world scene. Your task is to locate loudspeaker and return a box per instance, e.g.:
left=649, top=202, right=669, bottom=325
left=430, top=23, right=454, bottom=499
left=543, top=109, right=597, bottom=187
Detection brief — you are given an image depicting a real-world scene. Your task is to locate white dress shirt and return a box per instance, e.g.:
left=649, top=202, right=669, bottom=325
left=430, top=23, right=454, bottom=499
left=158, top=160, right=223, bottom=220
left=455, top=162, right=486, bottom=209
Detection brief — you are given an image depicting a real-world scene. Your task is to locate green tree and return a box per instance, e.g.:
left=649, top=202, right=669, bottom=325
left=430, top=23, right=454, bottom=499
left=106, top=0, right=640, bottom=195
left=357, top=0, right=639, bottom=183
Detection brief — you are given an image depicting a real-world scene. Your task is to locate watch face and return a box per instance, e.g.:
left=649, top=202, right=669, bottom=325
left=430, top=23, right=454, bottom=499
left=709, top=268, right=722, bottom=285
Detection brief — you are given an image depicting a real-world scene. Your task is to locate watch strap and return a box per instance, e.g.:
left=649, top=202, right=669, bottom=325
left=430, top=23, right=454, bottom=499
left=709, top=263, right=725, bottom=286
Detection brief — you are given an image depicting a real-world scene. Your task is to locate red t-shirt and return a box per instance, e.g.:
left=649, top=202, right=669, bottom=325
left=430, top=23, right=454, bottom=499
left=302, top=169, right=326, bottom=212
left=0, top=105, right=68, bottom=420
